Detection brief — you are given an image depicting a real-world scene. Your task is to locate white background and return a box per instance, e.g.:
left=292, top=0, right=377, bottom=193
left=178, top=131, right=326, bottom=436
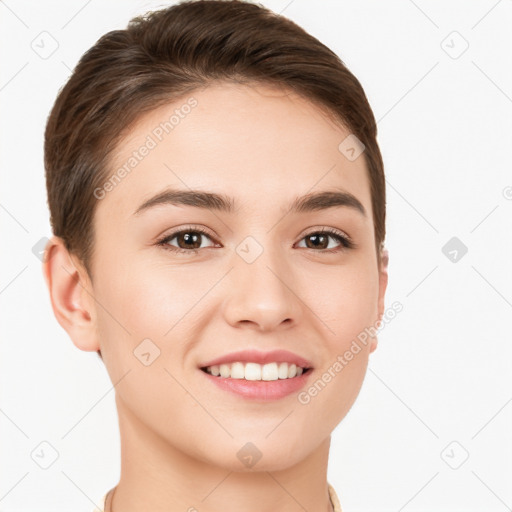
left=1, top=1, right=511, bottom=511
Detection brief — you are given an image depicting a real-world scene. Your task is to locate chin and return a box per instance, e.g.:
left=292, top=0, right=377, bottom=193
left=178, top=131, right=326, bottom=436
left=203, top=439, right=310, bottom=474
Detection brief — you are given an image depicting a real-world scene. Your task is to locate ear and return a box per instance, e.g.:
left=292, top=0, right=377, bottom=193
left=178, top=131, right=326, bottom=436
left=369, top=247, right=389, bottom=354
left=42, top=236, right=99, bottom=352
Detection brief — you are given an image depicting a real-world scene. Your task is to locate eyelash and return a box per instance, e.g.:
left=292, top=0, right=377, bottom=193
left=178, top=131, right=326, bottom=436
left=155, top=225, right=355, bottom=255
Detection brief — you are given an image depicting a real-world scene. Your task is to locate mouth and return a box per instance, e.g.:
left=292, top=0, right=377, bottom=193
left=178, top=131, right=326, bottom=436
left=200, top=362, right=313, bottom=381
left=198, top=349, right=314, bottom=400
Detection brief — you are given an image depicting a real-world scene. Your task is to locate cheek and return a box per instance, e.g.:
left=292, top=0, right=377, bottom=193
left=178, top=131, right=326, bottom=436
left=95, top=259, right=211, bottom=343
left=92, top=262, right=212, bottom=449
left=312, top=261, right=380, bottom=348
left=298, top=274, right=376, bottom=431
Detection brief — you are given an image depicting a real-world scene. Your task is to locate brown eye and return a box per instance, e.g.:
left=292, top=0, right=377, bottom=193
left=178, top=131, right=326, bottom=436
left=297, top=230, right=353, bottom=252
left=304, top=233, right=329, bottom=249
left=157, top=227, right=217, bottom=254
left=174, top=231, right=204, bottom=249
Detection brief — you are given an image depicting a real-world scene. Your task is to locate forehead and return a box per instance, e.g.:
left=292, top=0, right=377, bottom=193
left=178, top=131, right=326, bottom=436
left=98, top=81, right=372, bottom=220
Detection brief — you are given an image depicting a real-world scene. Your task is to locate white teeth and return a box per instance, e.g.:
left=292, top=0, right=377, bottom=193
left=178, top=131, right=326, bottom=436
left=278, top=362, right=289, bottom=379
left=203, top=361, right=309, bottom=380
left=261, top=362, right=278, bottom=381
left=245, top=362, right=261, bottom=381
left=230, top=362, right=245, bottom=379
left=219, top=364, right=230, bottom=378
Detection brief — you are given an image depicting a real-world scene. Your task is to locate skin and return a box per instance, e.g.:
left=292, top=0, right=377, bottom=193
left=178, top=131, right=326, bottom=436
left=44, top=82, right=388, bottom=512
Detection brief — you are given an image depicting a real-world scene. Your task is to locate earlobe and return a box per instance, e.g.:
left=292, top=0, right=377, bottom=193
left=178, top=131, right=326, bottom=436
left=42, top=237, right=99, bottom=352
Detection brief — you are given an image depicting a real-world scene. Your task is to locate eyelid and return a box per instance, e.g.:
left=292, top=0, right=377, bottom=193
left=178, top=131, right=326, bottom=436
left=155, top=224, right=216, bottom=242
left=300, top=226, right=352, bottom=242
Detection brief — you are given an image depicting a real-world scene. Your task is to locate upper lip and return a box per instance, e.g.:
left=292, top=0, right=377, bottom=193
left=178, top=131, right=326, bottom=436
left=199, top=349, right=313, bottom=369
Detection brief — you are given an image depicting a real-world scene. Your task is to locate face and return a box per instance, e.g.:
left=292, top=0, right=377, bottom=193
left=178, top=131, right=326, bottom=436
left=78, top=82, right=387, bottom=471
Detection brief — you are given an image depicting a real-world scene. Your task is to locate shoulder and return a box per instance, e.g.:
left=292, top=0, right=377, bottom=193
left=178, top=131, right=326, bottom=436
left=328, top=482, right=343, bottom=512
left=91, top=491, right=107, bottom=512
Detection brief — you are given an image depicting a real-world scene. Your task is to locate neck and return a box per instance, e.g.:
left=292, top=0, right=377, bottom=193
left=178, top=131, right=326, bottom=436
left=110, top=394, right=335, bottom=512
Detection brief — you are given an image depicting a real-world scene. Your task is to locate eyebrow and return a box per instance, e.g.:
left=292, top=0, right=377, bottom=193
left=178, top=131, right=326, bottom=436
left=133, top=187, right=366, bottom=217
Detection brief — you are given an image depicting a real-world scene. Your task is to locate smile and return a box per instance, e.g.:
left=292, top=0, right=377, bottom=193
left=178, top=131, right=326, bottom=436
left=201, top=361, right=311, bottom=381
left=200, top=364, right=313, bottom=401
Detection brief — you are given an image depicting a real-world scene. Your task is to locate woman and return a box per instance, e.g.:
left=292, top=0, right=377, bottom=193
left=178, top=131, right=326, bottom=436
left=43, top=1, right=389, bottom=510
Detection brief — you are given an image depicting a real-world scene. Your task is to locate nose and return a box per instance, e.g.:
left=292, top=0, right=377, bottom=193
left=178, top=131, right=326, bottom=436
left=222, top=243, right=302, bottom=332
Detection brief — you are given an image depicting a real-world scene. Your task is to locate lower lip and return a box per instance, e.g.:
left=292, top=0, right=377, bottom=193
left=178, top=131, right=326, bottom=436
left=200, top=368, right=313, bottom=401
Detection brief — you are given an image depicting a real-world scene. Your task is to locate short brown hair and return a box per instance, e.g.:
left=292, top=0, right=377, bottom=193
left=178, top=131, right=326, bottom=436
left=45, top=0, right=386, bottom=274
